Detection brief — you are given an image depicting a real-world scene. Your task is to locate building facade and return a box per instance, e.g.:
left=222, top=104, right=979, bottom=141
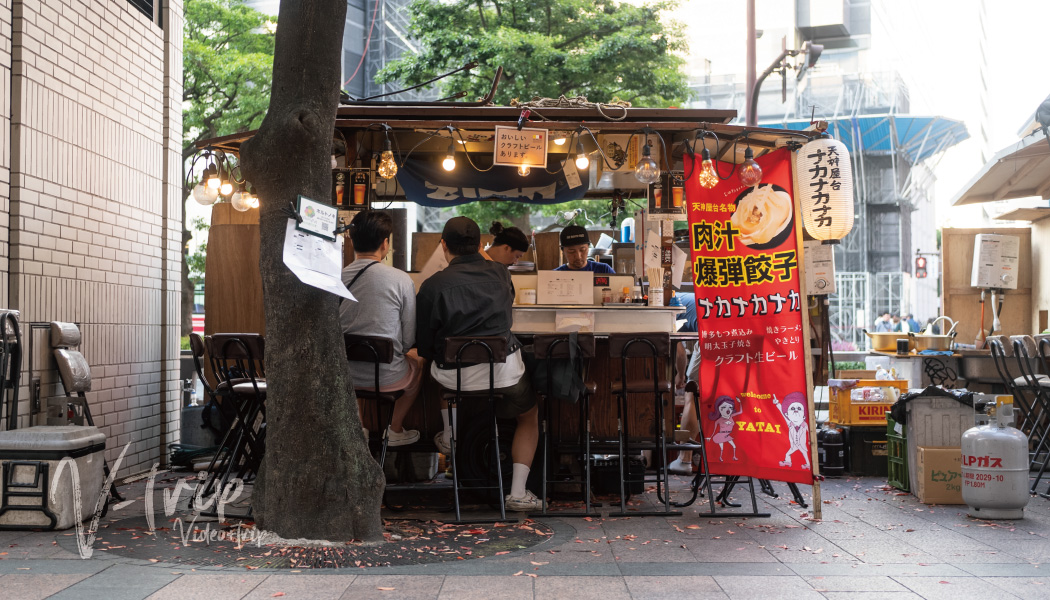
left=1, top=0, right=183, bottom=476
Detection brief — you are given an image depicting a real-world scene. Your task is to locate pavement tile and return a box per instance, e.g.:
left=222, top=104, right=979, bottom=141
left=47, top=564, right=182, bottom=600
left=821, top=593, right=925, bottom=599
left=437, top=575, right=533, bottom=599
left=955, top=563, right=1049, bottom=577
left=833, top=538, right=944, bottom=564
left=0, top=558, right=111, bottom=575
left=532, top=575, right=631, bottom=599
left=980, top=576, right=1050, bottom=600
left=146, top=573, right=268, bottom=599
left=623, top=575, right=728, bottom=599
left=712, top=575, right=826, bottom=600
left=801, top=574, right=908, bottom=591
left=684, top=539, right=778, bottom=564
left=342, top=574, right=445, bottom=600
left=787, top=563, right=968, bottom=577
left=0, top=573, right=93, bottom=599
left=892, top=575, right=1025, bottom=600
left=617, top=563, right=791, bottom=577
left=241, top=574, right=357, bottom=599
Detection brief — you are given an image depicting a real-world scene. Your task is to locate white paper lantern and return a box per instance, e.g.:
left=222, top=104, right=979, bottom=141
left=796, top=137, right=854, bottom=242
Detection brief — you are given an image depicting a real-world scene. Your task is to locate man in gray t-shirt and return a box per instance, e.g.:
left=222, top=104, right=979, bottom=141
left=340, top=211, right=423, bottom=446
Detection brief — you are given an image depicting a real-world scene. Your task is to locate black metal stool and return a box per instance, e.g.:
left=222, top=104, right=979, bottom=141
left=442, top=335, right=509, bottom=523
left=343, top=334, right=408, bottom=471
left=532, top=332, right=597, bottom=516
left=608, top=332, right=680, bottom=516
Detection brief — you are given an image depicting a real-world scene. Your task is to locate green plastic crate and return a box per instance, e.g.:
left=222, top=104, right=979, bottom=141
left=886, top=412, right=908, bottom=491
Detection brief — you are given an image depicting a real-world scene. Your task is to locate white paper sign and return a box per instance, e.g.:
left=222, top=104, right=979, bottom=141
left=493, top=126, right=549, bottom=167
left=563, top=159, right=582, bottom=189
left=644, top=229, right=661, bottom=273
left=296, top=194, right=339, bottom=240
left=671, top=244, right=688, bottom=289
left=282, top=219, right=355, bottom=301
left=537, top=271, right=592, bottom=305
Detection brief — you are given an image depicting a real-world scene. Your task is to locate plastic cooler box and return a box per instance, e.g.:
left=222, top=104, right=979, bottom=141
left=0, top=426, right=107, bottom=530
left=828, top=379, right=908, bottom=427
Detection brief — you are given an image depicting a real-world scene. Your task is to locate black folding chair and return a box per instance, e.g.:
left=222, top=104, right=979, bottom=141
left=192, top=333, right=266, bottom=517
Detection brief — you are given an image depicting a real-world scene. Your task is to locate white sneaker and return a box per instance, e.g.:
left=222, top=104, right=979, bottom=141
left=433, top=431, right=452, bottom=455
left=385, top=427, right=420, bottom=447
left=667, top=458, right=692, bottom=476
left=505, top=490, right=544, bottom=512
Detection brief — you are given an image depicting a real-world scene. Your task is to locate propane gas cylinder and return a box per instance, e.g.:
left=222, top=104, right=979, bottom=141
left=961, top=396, right=1030, bottom=519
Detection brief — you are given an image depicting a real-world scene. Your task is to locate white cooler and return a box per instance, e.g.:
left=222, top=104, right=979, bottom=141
left=0, top=426, right=107, bottom=530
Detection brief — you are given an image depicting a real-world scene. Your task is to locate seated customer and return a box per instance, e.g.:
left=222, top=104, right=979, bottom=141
left=554, top=225, right=615, bottom=273
left=483, top=221, right=529, bottom=266
left=340, top=210, right=423, bottom=446
left=669, top=291, right=700, bottom=475
left=416, top=216, right=542, bottom=512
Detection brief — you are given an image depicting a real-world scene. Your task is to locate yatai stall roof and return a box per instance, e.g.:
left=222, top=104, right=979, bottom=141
left=198, top=105, right=826, bottom=206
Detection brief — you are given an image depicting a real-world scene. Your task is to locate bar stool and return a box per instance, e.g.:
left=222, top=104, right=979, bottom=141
left=343, top=334, right=408, bottom=470
left=608, top=332, right=680, bottom=516
left=193, top=333, right=266, bottom=517
left=442, top=336, right=510, bottom=523
left=532, top=332, right=597, bottom=516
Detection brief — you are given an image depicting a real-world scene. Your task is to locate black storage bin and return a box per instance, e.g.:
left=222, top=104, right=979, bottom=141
left=844, top=426, right=889, bottom=477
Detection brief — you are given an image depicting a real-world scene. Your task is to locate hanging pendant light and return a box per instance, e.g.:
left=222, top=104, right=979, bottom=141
left=574, top=139, right=589, bottom=170
left=796, top=136, right=854, bottom=243
left=442, top=140, right=456, bottom=172
left=739, top=146, right=763, bottom=187
left=634, top=138, right=660, bottom=184
left=377, top=135, right=398, bottom=179
left=697, top=148, right=719, bottom=189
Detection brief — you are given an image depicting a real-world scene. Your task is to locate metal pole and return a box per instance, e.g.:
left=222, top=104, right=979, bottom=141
left=745, top=0, right=756, bottom=126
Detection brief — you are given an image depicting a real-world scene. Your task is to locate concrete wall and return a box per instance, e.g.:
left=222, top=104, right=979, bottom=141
left=2, top=0, right=183, bottom=476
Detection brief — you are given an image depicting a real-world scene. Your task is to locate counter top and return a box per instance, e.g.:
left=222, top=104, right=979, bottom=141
left=512, top=304, right=685, bottom=312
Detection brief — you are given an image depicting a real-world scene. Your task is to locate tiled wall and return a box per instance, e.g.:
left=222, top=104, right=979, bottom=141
left=2, top=0, right=183, bottom=476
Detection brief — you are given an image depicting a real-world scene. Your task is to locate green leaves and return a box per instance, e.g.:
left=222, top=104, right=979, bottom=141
left=183, top=0, right=276, bottom=155
left=377, top=0, right=692, bottom=107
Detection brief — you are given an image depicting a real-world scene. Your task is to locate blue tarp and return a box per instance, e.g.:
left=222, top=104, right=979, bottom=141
left=771, top=115, right=969, bottom=164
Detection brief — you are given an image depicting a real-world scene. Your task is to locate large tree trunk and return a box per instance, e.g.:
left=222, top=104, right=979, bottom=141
left=239, top=0, right=384, bottom=541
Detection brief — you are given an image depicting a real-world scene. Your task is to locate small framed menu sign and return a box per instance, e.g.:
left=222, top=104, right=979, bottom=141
left=296, top=194, right=339, bottom=241
left=493, top=125, right=548, bottom=168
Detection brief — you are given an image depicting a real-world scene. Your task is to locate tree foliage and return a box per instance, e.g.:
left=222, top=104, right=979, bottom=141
left=184, top=0, right=275, bottom=157
left=377, top=0, right=692, bottom=107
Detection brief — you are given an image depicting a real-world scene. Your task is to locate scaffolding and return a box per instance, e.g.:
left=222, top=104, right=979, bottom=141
left=363, top=0, right=438, bottom=102
left=830, top=272, right=870, bottom=351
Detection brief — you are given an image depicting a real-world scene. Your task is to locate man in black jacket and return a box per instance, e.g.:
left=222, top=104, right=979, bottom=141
left=416, top=217, right=541, bottom=512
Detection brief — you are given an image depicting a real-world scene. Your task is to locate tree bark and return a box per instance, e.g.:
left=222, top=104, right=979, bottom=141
left=239, top=0, right=384, bottom=541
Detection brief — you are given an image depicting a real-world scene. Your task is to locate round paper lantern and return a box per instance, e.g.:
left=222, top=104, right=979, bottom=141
left=796, top=136, right=854, bottom=242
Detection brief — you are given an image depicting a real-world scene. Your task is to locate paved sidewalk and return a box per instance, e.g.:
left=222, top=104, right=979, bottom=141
left=1, top=474, right=1048, bottom=599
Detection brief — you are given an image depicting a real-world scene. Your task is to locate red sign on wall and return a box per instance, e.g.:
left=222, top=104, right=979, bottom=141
left=684, top=148, right=813, bottom=485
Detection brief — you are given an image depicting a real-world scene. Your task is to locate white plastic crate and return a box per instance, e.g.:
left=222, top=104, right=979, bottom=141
left=905, top=397, right=974, bottom=494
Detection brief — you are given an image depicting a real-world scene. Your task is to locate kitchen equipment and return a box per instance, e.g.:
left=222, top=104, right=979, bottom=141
left=910, top=316, right=957, bottom=352
left=863, top=330, right=912, bottom=352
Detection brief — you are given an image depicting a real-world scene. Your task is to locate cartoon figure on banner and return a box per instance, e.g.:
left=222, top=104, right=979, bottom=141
left=707, top=395, right=743, bottom=461
left=772, top=392, right=809, bottom=469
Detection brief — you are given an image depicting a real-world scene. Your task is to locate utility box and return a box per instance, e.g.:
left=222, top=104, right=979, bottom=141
left=0, top=426, right=107, bottom=530
left=971, top=234, right=1020, bottom=289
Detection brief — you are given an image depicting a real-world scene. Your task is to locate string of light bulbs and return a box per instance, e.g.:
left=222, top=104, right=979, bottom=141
left=187, top=148, right=258, bottom=211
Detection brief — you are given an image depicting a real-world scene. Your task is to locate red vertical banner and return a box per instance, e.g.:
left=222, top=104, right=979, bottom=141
left=685, top=148, right=813, bottom=485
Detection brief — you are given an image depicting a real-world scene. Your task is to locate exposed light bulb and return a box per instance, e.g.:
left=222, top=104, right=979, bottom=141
left=192, top=182, right=218, bottom=206
left=220, top=181, right=233, bottom=196
left=739, top=147, right=763, bottom=187
left=249, top=196, right=260, bottom=209
left=205, top=165, right=221, bottom=190
left=698, top=148, right=719, bottom=189
left=634, top=143, right=660, bottom=184
left=442, top=141, right=456, bottom=171
left=518, top=164, right=531, bottom=177
left=553, top=136, right=567, bottom=146
left=231, top=190, right=253, bottom=212
left=574, top=140, right=589, bottom=170
left=377, top=149, right=398, bottom=179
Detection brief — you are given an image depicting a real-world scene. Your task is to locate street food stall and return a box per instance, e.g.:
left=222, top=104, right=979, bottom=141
left=193, top=99, right=833, bottom=514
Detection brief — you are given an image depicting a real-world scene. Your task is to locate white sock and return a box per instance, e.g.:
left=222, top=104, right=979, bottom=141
left=440, top=408, right=458, bottom=439
left=510, top=463, right=530, bottom=498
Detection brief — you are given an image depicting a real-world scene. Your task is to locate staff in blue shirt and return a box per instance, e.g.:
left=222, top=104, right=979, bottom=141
left=553, top=225, right=616, bottom=273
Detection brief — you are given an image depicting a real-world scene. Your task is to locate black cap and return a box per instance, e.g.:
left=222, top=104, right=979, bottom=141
left=560, top=225, right=590, bottom=247
left=442, top=216, right=481, bottom=247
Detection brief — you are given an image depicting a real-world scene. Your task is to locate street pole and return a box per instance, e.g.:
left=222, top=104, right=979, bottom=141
left=745, top=0, right=756, bottom=126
